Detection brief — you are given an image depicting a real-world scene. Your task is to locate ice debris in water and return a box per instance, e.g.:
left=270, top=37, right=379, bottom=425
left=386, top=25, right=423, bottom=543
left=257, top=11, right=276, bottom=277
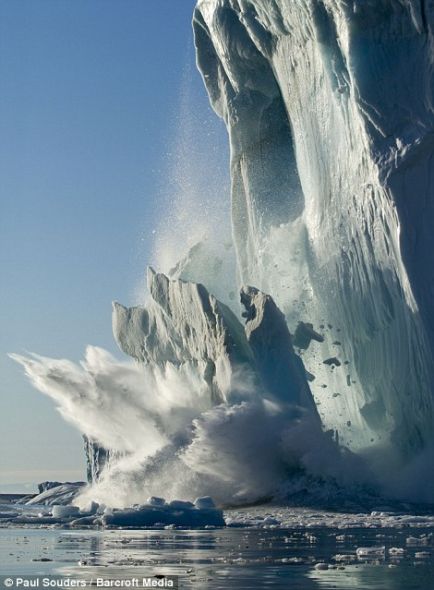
left=0, top=491, right=223, bottom=529
left=356, top=546, right=385, bottom=558
left=102, top=496, right=224, bottom=528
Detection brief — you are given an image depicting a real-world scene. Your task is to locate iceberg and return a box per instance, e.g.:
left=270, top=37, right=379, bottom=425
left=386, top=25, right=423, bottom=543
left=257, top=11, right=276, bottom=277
left=24, top=482, right=85, bottom=506
left=193, top=0, right=434, bottom=461
left=10, top=0, right=434, bottom=509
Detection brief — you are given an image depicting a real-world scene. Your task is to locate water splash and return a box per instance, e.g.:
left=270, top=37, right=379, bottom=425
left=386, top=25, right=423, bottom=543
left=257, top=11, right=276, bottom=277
left=11, top=345, right=371, bottom=508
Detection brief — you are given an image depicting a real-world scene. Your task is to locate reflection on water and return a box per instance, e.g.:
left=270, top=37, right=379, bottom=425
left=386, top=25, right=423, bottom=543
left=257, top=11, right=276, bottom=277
left=1, top=527, right=434, bottom=589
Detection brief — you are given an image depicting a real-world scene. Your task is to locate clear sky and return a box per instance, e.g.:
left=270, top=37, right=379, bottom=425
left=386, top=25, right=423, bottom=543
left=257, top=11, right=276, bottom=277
left=0, top=0, right=229, bottom=492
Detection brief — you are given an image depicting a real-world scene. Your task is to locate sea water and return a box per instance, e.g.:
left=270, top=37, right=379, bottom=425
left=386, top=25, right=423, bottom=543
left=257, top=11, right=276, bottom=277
left=2, top=510, right=434, bottom=589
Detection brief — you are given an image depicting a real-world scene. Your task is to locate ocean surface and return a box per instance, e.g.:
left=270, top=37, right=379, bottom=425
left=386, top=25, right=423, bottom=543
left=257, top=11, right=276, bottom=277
left=2, top=509, right=434, bottom=589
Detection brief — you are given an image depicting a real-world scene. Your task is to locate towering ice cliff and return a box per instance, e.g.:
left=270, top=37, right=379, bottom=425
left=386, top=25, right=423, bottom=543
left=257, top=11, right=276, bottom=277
left=11, top=0, right=434, bottom=507
left=193, top=0, right=434, bottom=459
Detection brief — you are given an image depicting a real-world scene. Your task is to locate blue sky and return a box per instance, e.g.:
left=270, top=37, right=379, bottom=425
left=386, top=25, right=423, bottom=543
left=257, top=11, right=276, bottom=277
left=0, top=0, right=229, bottom=492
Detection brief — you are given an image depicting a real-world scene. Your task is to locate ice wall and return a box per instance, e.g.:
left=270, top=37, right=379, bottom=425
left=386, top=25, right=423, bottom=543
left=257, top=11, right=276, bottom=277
left=193, top=0, right=434, bottom=459
left=11, top=0, right=434, bottom=506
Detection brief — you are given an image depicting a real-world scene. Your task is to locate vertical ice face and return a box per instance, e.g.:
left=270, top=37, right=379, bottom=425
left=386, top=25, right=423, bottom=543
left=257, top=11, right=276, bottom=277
left=83, top=436, right=115, bottom=483
left=193, top=0, right=434, bottom=457
left=241, top=285, right=318, bottom=415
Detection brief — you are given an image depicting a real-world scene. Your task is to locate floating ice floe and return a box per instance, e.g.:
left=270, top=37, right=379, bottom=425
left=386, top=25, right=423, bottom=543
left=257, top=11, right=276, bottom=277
left=223, top=506, right=434, bottom=530
left=102, top=496, right=224, bottom=528
left=388, top=547, right=406, bottom=556
left=356, top=546, right=385, bottom=559
left=0, top=491, right=224, bottom=529
left=406, top=534, right=433, bottom=546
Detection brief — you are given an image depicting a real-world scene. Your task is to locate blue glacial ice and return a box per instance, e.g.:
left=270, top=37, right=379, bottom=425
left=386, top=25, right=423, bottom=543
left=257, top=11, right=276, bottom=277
left=10, top=0, right=434, bottom=513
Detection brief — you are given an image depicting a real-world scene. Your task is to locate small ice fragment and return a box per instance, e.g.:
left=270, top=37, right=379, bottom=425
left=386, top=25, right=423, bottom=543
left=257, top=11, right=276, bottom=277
left=293, top=322, right=324, bottom=350
left=356, top=546, right=385, bottom=558
left=51, top=505, right=80, bottom=518
left=147, top=496, right=166, bottom=506
left=333, top=554, right=355, bottom=563
left=262, top=516, right=280, bottom=526
left=406, top=535, right=432, bottom=546
left=70, top=516, right=99, bottom=526
left=306, top=370, right=316, bottom=382
left=284, top=557, right=305, bottom=564
left=323, top=357, right=341, bottom=367
left=388, top=547, right=405, bottom=555
left=81, top=501, right=99, bottom=515
left=168, top=500, right=194, bottom=510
